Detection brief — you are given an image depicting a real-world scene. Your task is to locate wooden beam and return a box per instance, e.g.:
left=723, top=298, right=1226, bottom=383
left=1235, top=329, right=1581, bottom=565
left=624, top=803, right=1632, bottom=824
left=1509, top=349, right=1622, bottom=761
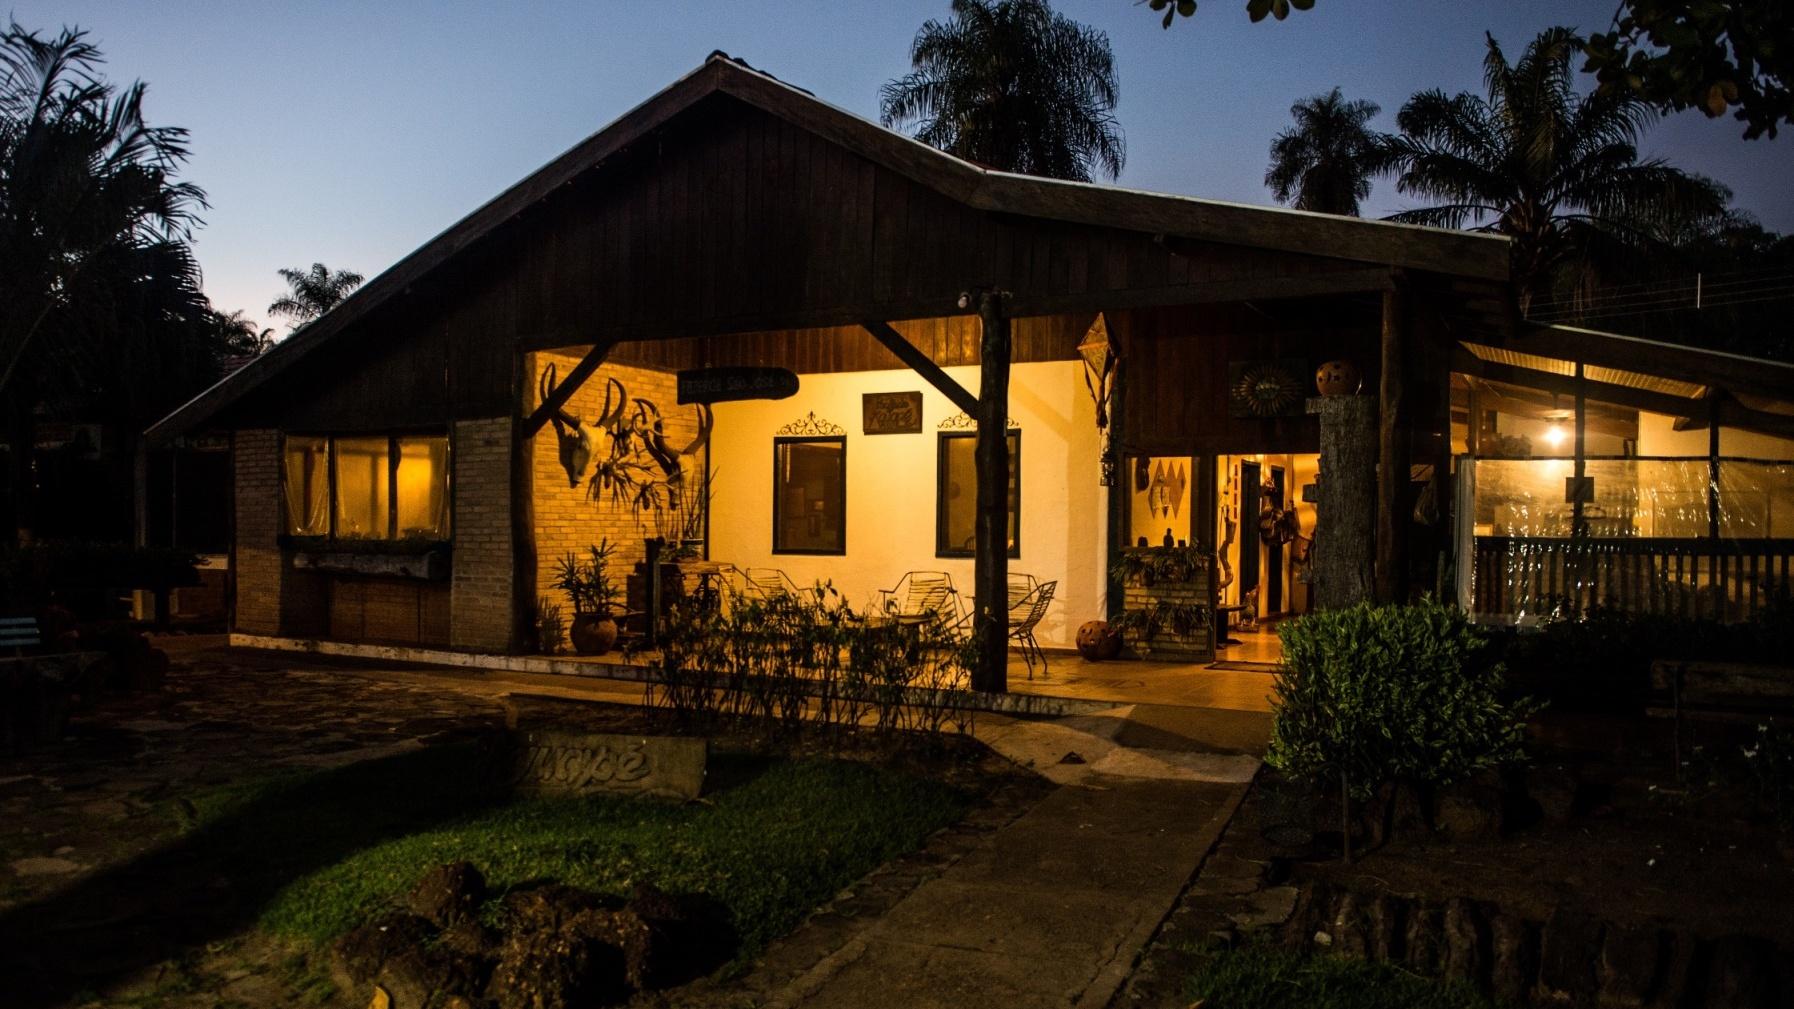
left=972, top=292, right=1011, bottom=694
left=1511, top=324, right=1794, bottom=404
left=1376, top=283, right=1411, bottom=604
left=1003, top=266, right=1393, bottom=318
left=520, top=337, right=619, bottom=438
left=1452, top=348, right=1702, bottom=420
left=860, top=321, right=980, bottom=416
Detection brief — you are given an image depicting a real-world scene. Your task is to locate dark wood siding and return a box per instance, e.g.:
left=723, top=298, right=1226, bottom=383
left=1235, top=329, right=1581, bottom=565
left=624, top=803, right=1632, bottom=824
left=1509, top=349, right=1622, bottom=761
left=1113, top=298, right=1383, bottom=456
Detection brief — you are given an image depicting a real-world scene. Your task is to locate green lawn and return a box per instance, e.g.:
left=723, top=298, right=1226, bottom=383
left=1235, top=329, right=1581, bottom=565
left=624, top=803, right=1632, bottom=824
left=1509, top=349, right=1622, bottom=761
left=174, top=744, right=972, bottom=955
left=1180, top=942, right=1509, bottom=1009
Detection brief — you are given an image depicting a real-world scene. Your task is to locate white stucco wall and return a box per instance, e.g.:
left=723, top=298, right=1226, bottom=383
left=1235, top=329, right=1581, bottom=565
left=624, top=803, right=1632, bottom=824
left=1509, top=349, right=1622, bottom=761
left=706, top=361, right=1106, bottom=649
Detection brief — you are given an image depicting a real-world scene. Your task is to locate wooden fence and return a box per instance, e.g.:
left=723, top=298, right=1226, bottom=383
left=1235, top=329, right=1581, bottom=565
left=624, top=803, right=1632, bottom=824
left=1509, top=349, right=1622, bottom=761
left=1470, top=536, right=1794, bottom=623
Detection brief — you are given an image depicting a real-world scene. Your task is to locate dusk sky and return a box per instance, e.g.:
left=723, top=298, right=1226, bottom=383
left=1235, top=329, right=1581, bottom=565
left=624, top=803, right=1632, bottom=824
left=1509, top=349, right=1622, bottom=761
left=16, top=1, right=1792, bottom=334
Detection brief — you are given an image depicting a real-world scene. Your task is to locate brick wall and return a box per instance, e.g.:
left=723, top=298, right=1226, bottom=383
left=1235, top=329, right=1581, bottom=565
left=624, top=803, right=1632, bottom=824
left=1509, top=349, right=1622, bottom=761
left=233, top=429, right=283, bottom=635
left=527, top=352, right=705, bottom=625
left=449, top=416, right=517, bottom=651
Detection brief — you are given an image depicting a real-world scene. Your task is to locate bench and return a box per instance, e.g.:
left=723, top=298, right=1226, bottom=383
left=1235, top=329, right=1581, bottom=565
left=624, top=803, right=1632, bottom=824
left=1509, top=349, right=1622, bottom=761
left=1650, top=659, right=1794, bottom=766
left=1, top=615, right=41, bottom=655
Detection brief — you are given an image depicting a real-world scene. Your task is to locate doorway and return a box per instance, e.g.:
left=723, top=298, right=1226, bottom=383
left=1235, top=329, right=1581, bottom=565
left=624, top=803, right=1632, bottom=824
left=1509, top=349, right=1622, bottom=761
left=1215, top=452, right=1318, bottom=663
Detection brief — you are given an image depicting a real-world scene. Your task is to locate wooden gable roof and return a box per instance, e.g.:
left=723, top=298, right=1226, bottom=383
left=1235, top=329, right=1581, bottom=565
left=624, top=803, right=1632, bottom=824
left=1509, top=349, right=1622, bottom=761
left=149, top=52, right=1511, bottom=441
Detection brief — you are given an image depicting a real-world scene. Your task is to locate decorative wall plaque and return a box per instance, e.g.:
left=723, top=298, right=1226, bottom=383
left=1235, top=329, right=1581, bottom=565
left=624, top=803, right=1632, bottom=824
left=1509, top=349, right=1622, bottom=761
left=502, top=729, right=707, bottom=801
left=862, top=392, right=922, bottom=434
left=1227, top=359, right=1308, bottom=418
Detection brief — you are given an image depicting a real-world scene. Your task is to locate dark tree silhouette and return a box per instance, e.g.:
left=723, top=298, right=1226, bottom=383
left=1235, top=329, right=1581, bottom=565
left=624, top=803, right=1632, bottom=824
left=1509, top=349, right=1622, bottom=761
left=1378, top=28, right=1730, bottom=313
left=880, top=0, right=1125, bottom=183
left=1264, top=88, right=1387, bottom=216
left=0, top=22, right=210, bottom=543
left=268, top=263, right=365, bottom=328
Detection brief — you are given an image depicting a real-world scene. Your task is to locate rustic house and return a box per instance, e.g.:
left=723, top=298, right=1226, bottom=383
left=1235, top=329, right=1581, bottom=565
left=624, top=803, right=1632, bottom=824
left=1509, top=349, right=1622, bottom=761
left=148, top=54, right=1794, bottom=693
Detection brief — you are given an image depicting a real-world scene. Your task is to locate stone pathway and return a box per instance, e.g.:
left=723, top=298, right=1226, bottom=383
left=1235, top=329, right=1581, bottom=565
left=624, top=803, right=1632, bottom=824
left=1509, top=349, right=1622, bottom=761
left=756, top=776, right=1246, bottom=1009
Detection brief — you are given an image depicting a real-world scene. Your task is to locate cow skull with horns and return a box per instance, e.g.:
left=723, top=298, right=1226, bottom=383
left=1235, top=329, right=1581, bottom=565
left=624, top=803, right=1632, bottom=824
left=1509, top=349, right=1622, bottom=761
left=540, top=363, right=629, bottom=488
left=628, top=398, right=714, bottom=491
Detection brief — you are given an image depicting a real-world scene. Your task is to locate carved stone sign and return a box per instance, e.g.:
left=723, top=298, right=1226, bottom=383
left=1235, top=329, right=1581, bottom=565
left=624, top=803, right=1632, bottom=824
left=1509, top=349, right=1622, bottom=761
left=677, top=366, right=799, bottom=405
left=863, top=391, right=923, bottom=434
left=503, top=730, right=706, bottom=801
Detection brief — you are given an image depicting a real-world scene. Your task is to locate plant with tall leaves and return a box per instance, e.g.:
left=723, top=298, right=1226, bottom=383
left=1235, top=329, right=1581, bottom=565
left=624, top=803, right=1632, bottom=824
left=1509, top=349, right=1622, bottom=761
left=1264, top=88, right=1388, bottom=216
left=879, top=0, right=1124, bottom=183
left=0, top=22, right=209, bottom=543
left=268, top=262, right=365, bottom=328
left=1378, top=28, right=1730, bottom=314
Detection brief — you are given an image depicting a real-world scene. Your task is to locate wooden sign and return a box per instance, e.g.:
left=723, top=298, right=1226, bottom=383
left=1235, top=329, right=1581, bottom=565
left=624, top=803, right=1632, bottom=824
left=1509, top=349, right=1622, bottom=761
left=863, top=391, right=923, bottom=434
left=677, top=367, right=799, bottom=405
left=503, top=729, right=707, bottom=801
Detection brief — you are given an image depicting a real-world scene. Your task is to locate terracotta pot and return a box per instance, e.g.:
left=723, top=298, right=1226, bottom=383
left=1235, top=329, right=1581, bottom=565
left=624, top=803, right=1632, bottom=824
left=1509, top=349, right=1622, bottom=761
left=1314, top=359, right=1361, bottom=397
left=570, top=613, right=619, bottom=655
left=1076, top=620, right=1123, bottom=661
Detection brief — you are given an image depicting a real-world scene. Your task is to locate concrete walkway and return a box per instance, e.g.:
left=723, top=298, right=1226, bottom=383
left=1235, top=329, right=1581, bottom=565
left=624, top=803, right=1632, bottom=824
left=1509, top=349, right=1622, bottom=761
left=763, top=774, right=1245, bottom=1009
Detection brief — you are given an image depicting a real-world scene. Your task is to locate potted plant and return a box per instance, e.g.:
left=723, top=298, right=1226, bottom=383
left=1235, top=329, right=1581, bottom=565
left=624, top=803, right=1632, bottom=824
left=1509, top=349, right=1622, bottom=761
left=553, top=540, right=621, bottom=654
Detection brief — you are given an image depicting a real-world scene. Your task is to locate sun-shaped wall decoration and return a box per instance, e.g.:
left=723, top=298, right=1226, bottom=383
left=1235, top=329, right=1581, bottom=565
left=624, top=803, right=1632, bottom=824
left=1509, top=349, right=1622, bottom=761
left=1227, top=359, right=1306, bottom=418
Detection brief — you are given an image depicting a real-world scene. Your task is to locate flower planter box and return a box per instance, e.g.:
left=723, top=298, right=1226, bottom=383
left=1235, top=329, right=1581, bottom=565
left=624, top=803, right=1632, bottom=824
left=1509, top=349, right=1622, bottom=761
left=1120, top=579, right=1214, bottom=661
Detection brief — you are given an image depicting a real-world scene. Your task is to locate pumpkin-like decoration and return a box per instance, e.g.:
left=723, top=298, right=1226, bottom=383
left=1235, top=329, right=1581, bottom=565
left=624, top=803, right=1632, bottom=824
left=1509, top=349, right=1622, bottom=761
left=1076, top=620, right=1123, bottom=661
left=1315, top=359, right=1361, bottom=397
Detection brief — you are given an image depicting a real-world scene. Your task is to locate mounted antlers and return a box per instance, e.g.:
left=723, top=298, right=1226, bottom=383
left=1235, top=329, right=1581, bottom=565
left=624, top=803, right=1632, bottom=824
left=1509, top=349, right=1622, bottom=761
left=629, top=398, right=714, bottom=490
left=539, top=363, right=628, bottom=487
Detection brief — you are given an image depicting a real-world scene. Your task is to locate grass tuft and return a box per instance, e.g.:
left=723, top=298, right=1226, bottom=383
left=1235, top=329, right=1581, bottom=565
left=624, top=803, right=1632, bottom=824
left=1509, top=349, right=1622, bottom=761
left=1181, top=941, right=1510, bottom=1009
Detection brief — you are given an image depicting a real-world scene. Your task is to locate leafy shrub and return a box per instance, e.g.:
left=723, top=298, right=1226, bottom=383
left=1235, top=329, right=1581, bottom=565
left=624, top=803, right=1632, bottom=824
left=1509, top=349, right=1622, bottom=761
left=1742, top=720, right=1794, bottom=830
left=534, top=597, right=567, bottom=655
left=648, top=581, right=978, bottom=746
left=1267, top=599, right=1538, bottom=801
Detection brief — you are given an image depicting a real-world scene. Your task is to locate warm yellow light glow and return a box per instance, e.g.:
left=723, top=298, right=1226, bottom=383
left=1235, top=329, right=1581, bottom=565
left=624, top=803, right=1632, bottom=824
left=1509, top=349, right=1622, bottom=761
left=1544, top=424, right=1568, bottom=449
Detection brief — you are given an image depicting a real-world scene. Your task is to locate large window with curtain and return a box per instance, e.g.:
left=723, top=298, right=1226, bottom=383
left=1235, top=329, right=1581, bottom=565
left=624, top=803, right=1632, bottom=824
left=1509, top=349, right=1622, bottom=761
left=282, top=434, right=450, bottom=541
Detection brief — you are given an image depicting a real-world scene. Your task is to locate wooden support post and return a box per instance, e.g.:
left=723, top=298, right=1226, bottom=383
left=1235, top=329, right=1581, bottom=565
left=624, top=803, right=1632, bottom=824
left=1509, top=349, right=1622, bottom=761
left=1571, top=360, right=1589, bottom=611
left=861, top=322, right=980, bottom=417
left=1376, top=282, right=1410, bottom=604
left=521, top=336, right=620, bottom=437
left=1105, top=350, right=1128, bottom=623
left=973, top=291, right=1011, bottom=694
left=1708, top=392, right=1722, bottom=618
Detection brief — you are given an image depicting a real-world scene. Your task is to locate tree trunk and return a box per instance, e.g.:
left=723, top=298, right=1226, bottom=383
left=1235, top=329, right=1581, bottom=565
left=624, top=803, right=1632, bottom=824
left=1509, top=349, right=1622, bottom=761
left=5, top=397, right=35, bottom=547
left=973, top=291, right=1011, bottom=694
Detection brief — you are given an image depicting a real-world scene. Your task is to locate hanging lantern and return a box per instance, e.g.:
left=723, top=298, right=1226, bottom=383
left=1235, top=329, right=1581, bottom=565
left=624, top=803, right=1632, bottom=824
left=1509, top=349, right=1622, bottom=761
left=1078, top=313, right=1118, bottom=431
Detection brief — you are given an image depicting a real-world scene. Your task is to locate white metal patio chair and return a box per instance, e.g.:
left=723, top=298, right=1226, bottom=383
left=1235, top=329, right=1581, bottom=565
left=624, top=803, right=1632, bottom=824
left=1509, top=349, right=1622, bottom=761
left=875, top=570, right=962, bottom=627
left=1008, top=579, right=1057, bottom=680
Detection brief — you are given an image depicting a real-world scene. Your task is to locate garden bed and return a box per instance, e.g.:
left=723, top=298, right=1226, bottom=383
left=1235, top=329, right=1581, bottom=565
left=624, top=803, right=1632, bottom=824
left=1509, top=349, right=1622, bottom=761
left=0, top=643, right=1028, bottom=1008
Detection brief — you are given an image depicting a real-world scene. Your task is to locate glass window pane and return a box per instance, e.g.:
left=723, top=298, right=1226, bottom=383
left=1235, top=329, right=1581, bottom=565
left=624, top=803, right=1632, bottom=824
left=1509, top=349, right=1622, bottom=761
left=937, top=432, right=1019, bottom=557
left=395, top=437, right=450, bottom=539
left=282, top=436, right=330, bottom=536
left=333, top=437, right=391, bottom=539
left=774, top=438, right=845, bottom=554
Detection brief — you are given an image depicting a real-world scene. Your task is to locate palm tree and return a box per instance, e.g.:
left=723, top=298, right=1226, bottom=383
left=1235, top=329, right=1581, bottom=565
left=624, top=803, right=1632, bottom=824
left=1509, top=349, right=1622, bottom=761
left=0, top=21, right=207, bottom=543
left=879, top=0, right=1125, bottom=182
left=209, top=309, right=276, bottom=357
left=1378, top=27, right=1729, bottom=313
left=268, top=262, right=365, bottom=328
left=1265, top=88, right=1387, bottom=216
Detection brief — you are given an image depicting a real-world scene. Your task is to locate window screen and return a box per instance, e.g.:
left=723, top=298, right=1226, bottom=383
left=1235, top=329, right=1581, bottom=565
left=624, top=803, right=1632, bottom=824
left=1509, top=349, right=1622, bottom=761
left=282, top=433, right=450, bottom=541
left=773, top=437, right=846, bottom=554
left=395, top=437, right=451, bottom=539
